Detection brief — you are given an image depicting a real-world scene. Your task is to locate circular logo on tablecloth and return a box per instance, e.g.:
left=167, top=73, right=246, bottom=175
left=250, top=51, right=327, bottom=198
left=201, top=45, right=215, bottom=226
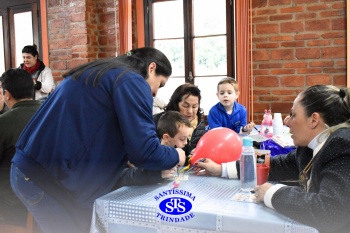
left=154, top=189, right=195, bottom=222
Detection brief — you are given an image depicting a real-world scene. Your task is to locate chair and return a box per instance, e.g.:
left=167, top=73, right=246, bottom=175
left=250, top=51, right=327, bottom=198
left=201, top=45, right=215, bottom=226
left=0, top=211, right=41, bottom=233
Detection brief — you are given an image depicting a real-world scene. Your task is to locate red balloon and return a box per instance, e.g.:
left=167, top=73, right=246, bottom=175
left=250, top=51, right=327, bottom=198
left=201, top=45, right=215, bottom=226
left=191, top=127, right=243, bottom=165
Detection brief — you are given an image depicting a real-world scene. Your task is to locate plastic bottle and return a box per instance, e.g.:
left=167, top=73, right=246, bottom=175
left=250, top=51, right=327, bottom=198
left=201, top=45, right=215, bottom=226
left=240, top=137, right=257, bottom=192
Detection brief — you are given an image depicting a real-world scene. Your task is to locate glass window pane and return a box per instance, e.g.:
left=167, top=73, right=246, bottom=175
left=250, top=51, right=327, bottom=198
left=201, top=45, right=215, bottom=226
left=195, top=76, right=226, bottom=114
left=0, top=16, right=5, bottom=73
left=194, top=36, right=227, bottom=76
left=156, top=78, right=185, bottom=107
left=154, top=39, right=185, bottom=77
left=153, top=1, right=183, bottom=39
left=14, top=11, right=33, bottom=67
left=193, top=0, right=226, bottom=36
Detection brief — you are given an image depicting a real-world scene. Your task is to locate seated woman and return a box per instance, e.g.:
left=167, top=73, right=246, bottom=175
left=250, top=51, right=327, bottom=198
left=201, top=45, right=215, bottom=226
left=153, top=84, right=207, bottom=160
left=195, top=85, right=350, bottom=233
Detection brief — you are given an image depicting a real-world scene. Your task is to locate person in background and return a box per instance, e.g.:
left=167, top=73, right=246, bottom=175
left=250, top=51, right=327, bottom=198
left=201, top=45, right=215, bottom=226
left=207, top=77, right=255, bottom=134
left=10, top=47, right=186, bottom=233
left=196, top=85, right=350, bottom=233
left=19, top=45, right=55, bottom=100
left=0, top=82, right=8, bottom=114
left=153, top=95, right=166, bottom=114
left=153, top=83, right=207, bottom=160
left=0, top=69, right=41, bottom=227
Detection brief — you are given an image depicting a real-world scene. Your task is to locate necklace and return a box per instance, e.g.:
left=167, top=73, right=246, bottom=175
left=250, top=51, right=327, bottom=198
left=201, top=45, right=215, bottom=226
left=299, top=156, right=315, bottom=192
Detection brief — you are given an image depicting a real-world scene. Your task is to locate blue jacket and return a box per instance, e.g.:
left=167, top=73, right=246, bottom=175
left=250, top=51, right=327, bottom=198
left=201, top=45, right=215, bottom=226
left=207, top=102, right=247, bottom=133
left=12, top=68, right=179, bottom=208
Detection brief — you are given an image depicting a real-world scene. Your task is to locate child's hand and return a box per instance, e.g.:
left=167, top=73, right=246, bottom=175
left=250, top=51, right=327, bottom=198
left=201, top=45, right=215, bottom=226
left=243, top=122, right=255, bottom=134
left=161, top=166, right=177, bottom=179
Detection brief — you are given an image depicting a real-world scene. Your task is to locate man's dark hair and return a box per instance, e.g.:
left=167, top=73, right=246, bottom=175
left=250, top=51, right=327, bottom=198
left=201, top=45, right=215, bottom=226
left=0, top=69, right=34, bottom=100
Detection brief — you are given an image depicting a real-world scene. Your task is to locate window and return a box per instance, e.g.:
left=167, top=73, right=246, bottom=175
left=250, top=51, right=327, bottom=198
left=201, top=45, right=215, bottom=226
left=144, top=0, right=235, bottom=114
left=0, top=0, right=40, bottom=71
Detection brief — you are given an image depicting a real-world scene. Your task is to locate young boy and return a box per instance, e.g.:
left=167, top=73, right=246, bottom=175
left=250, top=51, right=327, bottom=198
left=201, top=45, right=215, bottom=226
left=207, top=77, right=254, bottom=134
left=157, top=110, right=191, bottom=148
left=120, top=111, right=191, bottom=187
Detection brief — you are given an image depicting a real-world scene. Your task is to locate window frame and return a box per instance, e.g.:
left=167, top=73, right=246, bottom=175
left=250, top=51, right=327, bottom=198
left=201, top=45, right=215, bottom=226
left=0, top=0, right=41, bottom=70
left=143, top=0, right=235, bottom=84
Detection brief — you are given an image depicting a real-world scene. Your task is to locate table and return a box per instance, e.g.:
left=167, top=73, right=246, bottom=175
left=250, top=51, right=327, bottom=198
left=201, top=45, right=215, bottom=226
left=90, top=175, right=318, bottom=233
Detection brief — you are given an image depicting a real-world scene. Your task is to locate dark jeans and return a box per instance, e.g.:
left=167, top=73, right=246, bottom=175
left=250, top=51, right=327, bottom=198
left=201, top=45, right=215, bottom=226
left=10, top=165, right=91, bottom=233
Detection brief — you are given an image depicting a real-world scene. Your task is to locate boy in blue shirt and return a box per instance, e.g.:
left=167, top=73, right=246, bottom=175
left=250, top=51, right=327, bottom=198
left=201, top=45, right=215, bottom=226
left=207, top=77, right=255, bottom=134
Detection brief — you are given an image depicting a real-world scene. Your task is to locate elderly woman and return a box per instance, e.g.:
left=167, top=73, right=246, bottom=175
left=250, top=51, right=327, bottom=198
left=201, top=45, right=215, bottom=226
left=19, top=45, right=55, bottom=100
left=153, top=83, right=207, bottom=159
left=195, top=85, right=350, bottom=233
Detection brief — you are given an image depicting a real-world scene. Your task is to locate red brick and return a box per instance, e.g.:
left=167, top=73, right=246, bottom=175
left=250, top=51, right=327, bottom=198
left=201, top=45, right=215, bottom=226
left=281, top=41, right=304, bottom=47
left=332, top=18, right=346, bottom=30
left=306, top=4, right=331, bottom=11
left=323, top=67, right=346, bottom=73
left=305, top=19, right=331, bottom=31
left=256, top=9, right=277, bottom=16
left=280, top=76, right=304, bottom=86
left=321, top=47, right=346, bottom=58
left=280, top=6, right=304, bottom=13
left=71, top=12, right=85, bottom=22
left=270, top=49, right=294, bottom=60
left=322, top=32, right=346, bottom=39
left=309, top=60, right=334, bottom=67
left=256, top=42, right=279, bottom=49
left=294, top=0, right=318, bottom=3
left=256, top=24, right=279, bottom=34
left=253, top=70, right=270, bottom=75
left=296, top=48, right=320, bottom=59
left=294, top=33, right=319, bottom=40
left=333, top=75, right=346, bottom=86
left=295, top=13, right=317, bottom=20
left=269, top=0, right=291, bottom=6
left=259, top=63, right=282, bottom=69
left=270, top=35, right=293, bottom=41
left=284, top=62, right=308, bottom=68
left=253, top=50, right=270, bottom=61
left=306, top=75, right=332, bottom=86
left=320, top=10, right=346, bottom=18
left=334, top=38, right=346, bottom=45
left=259, top=96, right=281, bottom=102
left=280, top=21, right=304, bottom=33
left=255, top=76, right=279, bottom=87
left=270, top=14, right=293, bottom=21
left=298, top=68, right=322, bottom=74
left=253, top=16, right=269, bottom=23
left=252, top=0, right=267, bottom=8
left=271, top=69, right=295, bottom=75
left=271, top=102, right=294, bottom=114
left=306, top=40, right=330, bottom=46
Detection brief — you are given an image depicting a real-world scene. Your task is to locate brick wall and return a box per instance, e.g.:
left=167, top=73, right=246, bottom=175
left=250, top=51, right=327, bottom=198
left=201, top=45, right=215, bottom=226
left=45, top=0, right=346, bottom=122
left=251, top=0, right=346, bottom=121
left=47, top=0, right=118, bottom=83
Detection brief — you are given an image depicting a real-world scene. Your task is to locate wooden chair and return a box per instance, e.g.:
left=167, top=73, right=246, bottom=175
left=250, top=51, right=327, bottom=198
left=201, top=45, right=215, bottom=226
left=0, top=211, right=41, bottom=233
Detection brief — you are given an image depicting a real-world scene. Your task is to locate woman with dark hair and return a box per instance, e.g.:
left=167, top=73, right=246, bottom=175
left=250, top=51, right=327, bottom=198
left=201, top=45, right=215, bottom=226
left=11, top=47, right=186, bottom=233
left=154, top=83, right=207, bottom=159
left=19, top=45, right=55, bottom=100
left=196, top=85, right=350, bottom=233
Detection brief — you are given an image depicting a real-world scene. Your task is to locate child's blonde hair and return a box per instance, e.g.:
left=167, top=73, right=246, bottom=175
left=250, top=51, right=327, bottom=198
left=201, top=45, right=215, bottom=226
left=217, top=77, right=238, bottom=92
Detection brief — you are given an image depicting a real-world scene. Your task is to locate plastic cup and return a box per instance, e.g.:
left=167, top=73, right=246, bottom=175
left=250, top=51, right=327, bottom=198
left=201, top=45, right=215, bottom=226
left=257, top=164, right=269, bottom=185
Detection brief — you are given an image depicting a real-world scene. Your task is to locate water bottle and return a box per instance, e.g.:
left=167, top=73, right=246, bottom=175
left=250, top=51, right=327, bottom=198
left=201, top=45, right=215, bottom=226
left=240, top=137, right=257, bottom=192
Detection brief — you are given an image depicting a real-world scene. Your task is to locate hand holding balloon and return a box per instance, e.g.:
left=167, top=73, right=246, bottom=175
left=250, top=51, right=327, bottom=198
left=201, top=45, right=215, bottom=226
left=190, top=127, right=242, bottom=165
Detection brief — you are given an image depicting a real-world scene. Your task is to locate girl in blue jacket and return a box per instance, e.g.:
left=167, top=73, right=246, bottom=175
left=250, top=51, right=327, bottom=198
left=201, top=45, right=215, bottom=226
left=10, top=47, right=186, bottom=233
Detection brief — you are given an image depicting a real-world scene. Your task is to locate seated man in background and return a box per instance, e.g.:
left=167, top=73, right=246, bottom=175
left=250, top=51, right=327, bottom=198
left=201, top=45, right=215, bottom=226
left=0, top=69, right=41, bottom=226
